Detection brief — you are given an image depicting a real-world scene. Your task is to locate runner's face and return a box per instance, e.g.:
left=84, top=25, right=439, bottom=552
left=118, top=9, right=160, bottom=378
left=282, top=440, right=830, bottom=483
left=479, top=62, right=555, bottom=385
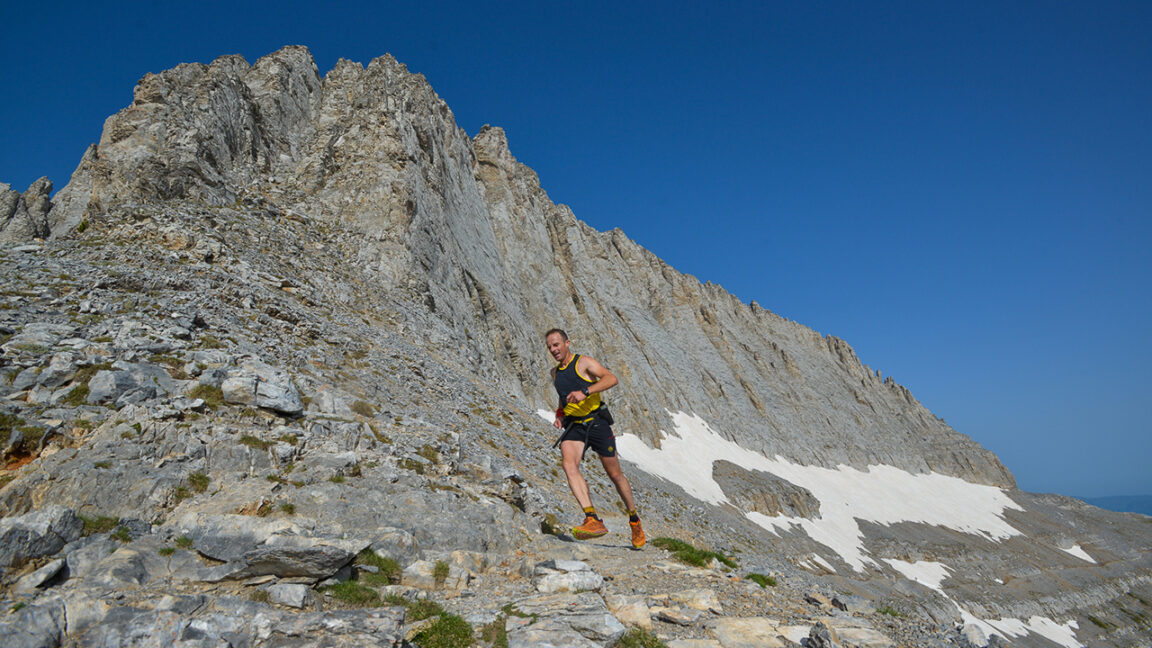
left=545, top=333, right=570, bottom=363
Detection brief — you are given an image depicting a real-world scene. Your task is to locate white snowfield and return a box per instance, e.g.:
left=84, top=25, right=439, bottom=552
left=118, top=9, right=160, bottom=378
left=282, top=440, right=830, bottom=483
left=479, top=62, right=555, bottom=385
left=615, top=411, right=1023, bottom=571
left=613, top=411, right=1085, bottom=648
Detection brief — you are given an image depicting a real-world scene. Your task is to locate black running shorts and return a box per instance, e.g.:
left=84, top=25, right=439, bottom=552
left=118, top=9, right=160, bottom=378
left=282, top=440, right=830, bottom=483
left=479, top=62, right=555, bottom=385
left=560, top=418, right=617, bottom=458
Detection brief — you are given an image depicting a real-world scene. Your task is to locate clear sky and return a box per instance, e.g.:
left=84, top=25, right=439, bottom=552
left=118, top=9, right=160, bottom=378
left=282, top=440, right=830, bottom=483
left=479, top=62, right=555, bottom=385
left=3, top=1, right=1149, bottom=498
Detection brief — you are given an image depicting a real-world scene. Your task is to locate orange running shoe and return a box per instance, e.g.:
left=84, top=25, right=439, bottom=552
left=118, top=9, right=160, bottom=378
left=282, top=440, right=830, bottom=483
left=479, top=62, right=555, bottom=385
left=571, top=516, right=608, bottom=540
left=629, top=519, right=646, bottom=549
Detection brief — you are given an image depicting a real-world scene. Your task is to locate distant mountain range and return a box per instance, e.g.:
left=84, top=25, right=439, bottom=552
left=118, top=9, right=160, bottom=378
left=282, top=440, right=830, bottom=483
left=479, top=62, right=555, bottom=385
left=1084, top=495, right=1152, bottom=516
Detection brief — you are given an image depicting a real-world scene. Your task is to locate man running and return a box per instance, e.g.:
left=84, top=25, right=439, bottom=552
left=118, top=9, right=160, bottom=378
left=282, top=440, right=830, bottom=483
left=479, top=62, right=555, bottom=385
left=545, top=328, right=645, bottom=548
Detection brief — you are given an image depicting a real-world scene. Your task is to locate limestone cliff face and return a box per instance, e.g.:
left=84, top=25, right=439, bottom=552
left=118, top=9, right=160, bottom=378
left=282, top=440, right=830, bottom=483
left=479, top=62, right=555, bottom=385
left=7, top=45, right=1011, bottom=487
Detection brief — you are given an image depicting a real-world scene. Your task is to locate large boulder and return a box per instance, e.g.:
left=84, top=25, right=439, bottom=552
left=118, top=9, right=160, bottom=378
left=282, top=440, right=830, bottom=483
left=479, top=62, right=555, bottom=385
left=0, top=505, right=83, bottom=573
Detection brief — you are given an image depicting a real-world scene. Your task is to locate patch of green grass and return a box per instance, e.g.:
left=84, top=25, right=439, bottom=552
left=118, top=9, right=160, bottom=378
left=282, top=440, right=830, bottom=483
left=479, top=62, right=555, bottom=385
left=71, top=363, right=113, bottom=386
left=93, top=460, right=113, bottom=469
left=329, top=474, right=345, bottom=484
left=174, top=535, right=194, bottom=550
left=651, top=537, right=737, bottom=569
left=238, top=434, right=271, bottom=450
left=172, top=485, right=191, bottom=503
left=876, top=605, right=903, bottom=618
left=388, top=596, right=445, bottom=621
left=277, top=433, right=298, bottom=446
left=188, top=471, right=210, bottom=493
left=480, top=615, right=508, bottom=648
left=0, top=473, right=15, bottom=489
left=433, top=560, right=450, bottom=587
left=250, top=589, right=271, bottom=603
left=188, top=384, right=225, bottom=409
left=501, top=603, right=537, bottom=624
left=111, top=526, right=132, bottom=543
left=60, top=383, right=90, bottom=406
left=279, top=502, right=296, bottom=515
left=617, top=627, right=668, bottom=648
left=158, top=546, right=175, bottom=556
left=81, top=515, right=120, bottom=535
left=323, top=581, right=380, bottom=607
left=417, top=444, right=439, bottom=463
left=746, top=572, right=777, bottom=588
left=92, top=336, right=114, bottom=343
left=350, top=400, right=375, bottom=417
left=198, top=334, right=225, bottom=349
left=399, top=458, right=426, bottom=475
left=13, top=343, right=49, bottom=355
left=10, top=602, right=25, bottom=613
left=411, top=613, right=472, bottom=648
left=369, top=423, right=392, bottom=444
left=356, top=549, right=401, bottom=585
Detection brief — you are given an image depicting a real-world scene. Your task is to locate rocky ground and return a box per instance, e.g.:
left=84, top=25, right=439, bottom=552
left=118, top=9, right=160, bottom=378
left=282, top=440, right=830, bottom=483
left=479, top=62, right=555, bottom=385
left=0, top=202, right=1043, bottom=648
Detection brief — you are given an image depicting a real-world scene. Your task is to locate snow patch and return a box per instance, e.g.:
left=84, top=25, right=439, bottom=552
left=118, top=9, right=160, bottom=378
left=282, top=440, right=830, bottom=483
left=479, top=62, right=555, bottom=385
left=1060, top=544, right=1096, bottom=563
left=884, top=559, right=951, bottom=590
left=883, top=558, right=1084, bottom=648
left=616, top=411, right=1024, bottom=571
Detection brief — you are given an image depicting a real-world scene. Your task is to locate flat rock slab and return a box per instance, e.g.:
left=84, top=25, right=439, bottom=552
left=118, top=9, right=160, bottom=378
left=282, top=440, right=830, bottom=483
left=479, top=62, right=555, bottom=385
left=70, top=596, right=405, bottom=647
left=507, top=591, right=625, bottom=647
left=231, top=544, right=355, bottom=579
left=706, top=617, right=791, bottom=648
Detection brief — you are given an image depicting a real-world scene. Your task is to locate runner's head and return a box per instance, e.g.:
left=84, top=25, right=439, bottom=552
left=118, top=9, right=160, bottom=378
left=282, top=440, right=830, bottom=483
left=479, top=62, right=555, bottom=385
left=544, top=328, right=572, bottom=363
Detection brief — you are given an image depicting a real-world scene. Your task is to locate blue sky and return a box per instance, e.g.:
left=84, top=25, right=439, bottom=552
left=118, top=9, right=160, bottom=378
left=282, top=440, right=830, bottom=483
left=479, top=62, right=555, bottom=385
left=2, top=2, right=1149, bottom=498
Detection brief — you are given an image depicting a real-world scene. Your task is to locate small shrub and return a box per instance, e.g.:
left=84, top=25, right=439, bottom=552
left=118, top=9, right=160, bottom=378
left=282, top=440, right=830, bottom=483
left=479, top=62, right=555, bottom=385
left=746, top=572, right=777, bottom=588
left=111, top=526, right=132, bottom=543
left=433, top=560, right=450, bottom=587
left=323, top=581, right=380, bottom=607
left=158, top=547, right=175, bottom=556
left=350, top=400, right=375, bottom=417
left=329, top=474, right=345, bottom=484
left=77, top=219, right=89, bottom=233
left=617, top=627, right=668, bottom=648
left=174, top=535, right=194, bottom=550
left=279, top=502, right=296, bottom=515
left=188, top=471, right=210, bottom=493
left=81, top=515, right=120, bottom=535
left=651, top=537, right=737, bottom=569
left=411, top=613, right=472, bottom=648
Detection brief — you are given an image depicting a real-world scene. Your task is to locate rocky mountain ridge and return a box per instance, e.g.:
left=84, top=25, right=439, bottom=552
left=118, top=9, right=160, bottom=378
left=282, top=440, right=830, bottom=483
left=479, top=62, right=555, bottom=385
left=1, top=46, right=1149, bottom=647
